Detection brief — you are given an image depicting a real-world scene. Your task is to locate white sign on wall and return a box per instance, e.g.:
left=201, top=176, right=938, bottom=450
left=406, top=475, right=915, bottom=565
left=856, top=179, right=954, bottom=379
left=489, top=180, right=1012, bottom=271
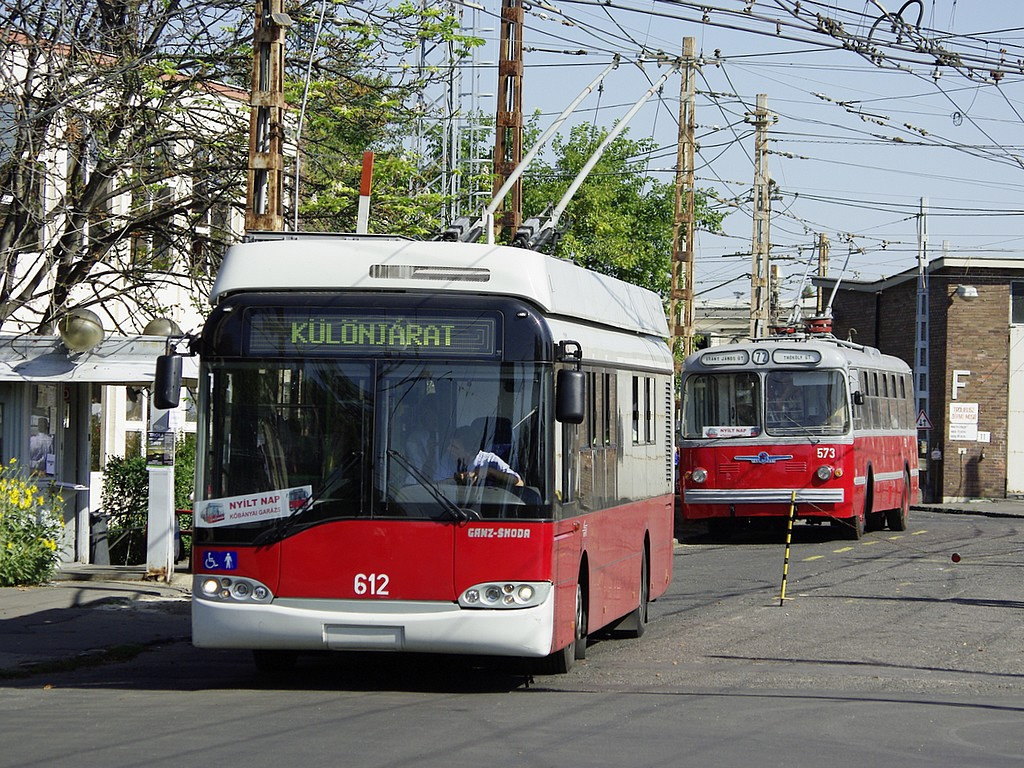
left=949, top=402, right=979, bottom=442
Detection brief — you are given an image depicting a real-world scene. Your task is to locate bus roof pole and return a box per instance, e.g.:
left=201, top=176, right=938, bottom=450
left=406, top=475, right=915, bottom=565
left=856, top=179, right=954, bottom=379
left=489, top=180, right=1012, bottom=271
left=484, top=57, right=620, bottom=245
left=533, top=63, right=679, bottom=244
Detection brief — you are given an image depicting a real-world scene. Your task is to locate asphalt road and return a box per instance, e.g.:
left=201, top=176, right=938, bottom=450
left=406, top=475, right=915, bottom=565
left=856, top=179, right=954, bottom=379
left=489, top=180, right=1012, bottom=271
left=2, top=509, right=1021, bottom=767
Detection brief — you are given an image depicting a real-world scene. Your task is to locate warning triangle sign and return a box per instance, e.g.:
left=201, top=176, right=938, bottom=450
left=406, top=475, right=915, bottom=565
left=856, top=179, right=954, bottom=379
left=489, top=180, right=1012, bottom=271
left=916, top=409, right=933, bottom=430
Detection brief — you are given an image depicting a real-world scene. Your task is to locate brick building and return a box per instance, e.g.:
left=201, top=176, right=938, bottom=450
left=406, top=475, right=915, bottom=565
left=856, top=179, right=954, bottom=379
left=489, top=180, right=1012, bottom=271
left=817, top=255, right=1024, bottom=502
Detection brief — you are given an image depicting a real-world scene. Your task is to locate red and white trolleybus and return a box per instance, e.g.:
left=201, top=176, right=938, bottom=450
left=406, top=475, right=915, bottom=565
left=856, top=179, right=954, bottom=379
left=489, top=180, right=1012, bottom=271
left=678, top=329, right=919, bottom=539
left=158, top=232, right=675, bottom=673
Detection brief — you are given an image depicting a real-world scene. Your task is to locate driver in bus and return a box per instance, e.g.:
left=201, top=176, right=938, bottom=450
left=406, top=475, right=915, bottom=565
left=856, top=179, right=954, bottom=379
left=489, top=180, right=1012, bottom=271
left=439, top=425, right=524, bottom=489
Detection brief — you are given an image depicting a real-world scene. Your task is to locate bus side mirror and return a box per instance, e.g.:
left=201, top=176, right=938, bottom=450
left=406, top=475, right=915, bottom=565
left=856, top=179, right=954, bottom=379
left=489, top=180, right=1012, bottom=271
left=556, top=369, right=585, bottom=424
left=153, top=354, right=183, bottom=410
left=853, top=390, right=864, bottom=406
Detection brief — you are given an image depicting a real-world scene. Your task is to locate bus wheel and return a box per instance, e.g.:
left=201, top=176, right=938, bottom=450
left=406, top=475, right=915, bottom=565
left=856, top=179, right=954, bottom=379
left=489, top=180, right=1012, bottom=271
left=620, top=550, right=650, bottom=639
left=252, top=649, right=298, bottom=674
left=886, top=472, right=911, bottom=531
left=835, top=512, right=864, bottom=540
left=573, top=580, right=589, bottom=660
left=537, top=580, right=585, bottom=674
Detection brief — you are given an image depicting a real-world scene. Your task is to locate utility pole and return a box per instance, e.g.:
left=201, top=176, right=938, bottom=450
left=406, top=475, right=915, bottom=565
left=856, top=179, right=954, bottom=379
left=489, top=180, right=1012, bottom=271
left=915, top=198, right=930, bottom=495
left=816, top=233, right=830, bottom=315
left=492, top=0, right=524, bottom=241
left=746, top=93, right=774, bottom=338
left=670, top=37, right=698, bottom=370
left=245, top=0, right=289, bottom=232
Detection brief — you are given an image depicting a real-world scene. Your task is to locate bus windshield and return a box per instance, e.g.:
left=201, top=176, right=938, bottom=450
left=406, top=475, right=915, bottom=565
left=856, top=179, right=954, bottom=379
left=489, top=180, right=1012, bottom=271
left=682, top=372, right=760, bottom=439
left=195, top=359, right=550, bottom=541
left=682, top=369, right=849, bottom=439
left=765, top=370, right=849, bottom=436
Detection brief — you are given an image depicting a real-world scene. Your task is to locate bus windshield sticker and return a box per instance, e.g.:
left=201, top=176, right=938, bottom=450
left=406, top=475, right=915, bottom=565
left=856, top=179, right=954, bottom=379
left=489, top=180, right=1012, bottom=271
left=195, top=485, right=313, bottom=528
left=202, top=550, right=238, bottom=571
left=246, top=310, right=500, bottom=357
left=703, top=425, right=760, bottom=438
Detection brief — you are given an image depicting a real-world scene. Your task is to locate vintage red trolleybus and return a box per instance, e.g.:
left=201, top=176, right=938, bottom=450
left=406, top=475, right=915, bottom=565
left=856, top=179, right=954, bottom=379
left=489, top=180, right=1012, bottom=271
left=678, top=331, right=919, bottom=539
left=158, top=233, right=675, bottom=673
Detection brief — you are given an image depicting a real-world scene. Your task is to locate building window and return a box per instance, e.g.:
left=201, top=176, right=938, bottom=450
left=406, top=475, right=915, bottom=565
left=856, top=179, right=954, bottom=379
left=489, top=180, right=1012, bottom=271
left=1012, top=282, right=1024, bottom=325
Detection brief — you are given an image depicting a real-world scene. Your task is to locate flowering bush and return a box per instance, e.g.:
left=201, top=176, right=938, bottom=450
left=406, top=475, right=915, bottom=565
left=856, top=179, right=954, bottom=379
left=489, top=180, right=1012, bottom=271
left=0, top=461, right=64, bottom=587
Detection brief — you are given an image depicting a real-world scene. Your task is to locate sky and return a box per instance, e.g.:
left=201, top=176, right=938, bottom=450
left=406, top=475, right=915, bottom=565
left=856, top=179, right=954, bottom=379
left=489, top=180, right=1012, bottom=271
left=442, top=0, right=1024, bottom=304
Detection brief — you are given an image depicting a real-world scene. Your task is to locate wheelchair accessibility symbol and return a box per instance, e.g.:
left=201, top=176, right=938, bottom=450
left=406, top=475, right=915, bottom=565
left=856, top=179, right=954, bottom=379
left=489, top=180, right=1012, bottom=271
left=203, top=551, right=238, bottom=571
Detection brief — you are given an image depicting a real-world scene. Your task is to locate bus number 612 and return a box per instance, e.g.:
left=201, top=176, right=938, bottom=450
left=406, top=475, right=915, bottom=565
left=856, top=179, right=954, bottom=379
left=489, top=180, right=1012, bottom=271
left=354, top=573, right=390, bottom=596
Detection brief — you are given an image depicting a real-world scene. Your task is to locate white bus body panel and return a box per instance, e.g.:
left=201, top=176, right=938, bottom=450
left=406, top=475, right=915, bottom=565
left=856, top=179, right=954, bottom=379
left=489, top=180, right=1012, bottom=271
left=192, top=579, right=556, bottom=657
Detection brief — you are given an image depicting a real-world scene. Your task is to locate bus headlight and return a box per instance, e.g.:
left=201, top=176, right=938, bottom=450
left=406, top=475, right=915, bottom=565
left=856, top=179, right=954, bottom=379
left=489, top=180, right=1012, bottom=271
left=459, top=581, right=551, bottom=609
left=816, top=465, right=834, bottom=481
left=690, top=468, right=708, bottom=484
left=194, top=575, right=273, bottom=603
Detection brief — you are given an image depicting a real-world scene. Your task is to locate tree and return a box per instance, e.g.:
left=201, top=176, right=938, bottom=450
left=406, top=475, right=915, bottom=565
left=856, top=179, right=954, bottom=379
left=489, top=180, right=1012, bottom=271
left=0, top=0, right=482, bottom=332
left=0, top=0, right=257, bottom=333
left=521, top=122, right=724, bottom=298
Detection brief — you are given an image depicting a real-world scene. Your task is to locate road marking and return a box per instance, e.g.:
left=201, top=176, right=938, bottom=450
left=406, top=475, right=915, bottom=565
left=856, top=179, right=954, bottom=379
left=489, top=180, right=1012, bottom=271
left=887, top=535, right=903, bottom=540
left=861, top=540, right=879, bottom=546
left=912, top=530, right=927, bottom=535
left=803, top=555, right=825, bottom=561
left=833, top=546, right=854, bottom=553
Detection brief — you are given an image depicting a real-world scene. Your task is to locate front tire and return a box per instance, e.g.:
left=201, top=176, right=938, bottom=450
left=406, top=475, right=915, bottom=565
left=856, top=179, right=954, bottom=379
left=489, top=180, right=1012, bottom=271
left=537, top=579, right=586, bottom=674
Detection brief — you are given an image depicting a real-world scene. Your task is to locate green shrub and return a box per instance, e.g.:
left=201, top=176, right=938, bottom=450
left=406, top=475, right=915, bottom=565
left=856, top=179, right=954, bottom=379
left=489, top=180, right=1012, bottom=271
left=101, top=435, right=197, bottom=565
left=101, top=455, right=149, bottom=565
left=0, top=461, right=65, bottom=586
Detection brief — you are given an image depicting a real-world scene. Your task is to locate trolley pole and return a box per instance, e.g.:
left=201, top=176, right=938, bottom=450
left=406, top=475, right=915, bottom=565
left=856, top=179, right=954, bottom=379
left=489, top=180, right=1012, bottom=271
left=816, top=233, right=830, bottom=316
left=779, top=491, right=797, bottom=605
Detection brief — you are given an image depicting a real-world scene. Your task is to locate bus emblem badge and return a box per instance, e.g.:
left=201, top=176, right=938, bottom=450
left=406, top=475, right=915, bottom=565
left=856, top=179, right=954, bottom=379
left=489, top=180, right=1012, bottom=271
left=735, top=451, right=793, bottom=464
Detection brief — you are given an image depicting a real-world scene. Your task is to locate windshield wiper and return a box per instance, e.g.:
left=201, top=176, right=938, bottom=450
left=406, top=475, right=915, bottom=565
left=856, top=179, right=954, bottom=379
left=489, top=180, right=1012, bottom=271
left=253, top=452, right=361, bottom=546
left=387, top=449, right=479, bottom=522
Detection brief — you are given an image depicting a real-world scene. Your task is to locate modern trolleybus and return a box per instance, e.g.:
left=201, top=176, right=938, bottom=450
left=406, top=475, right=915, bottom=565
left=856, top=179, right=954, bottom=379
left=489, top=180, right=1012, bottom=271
left=677, top=327, right=919, bottom=539
left=157, top=232, right=675, bottom=673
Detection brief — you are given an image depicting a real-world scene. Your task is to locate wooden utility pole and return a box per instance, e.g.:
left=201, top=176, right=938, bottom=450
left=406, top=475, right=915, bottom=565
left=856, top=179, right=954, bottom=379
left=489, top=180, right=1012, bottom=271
left=670, top=37, right=697, bottom=369
left=492, top=0, right=524, bottom=240
left=746, top=93, right=774, bottom=339
left=245, top=0, right=289, bottom=232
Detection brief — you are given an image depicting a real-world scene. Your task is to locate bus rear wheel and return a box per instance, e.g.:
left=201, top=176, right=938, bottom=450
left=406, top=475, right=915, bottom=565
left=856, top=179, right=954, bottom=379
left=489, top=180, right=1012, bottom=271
left=886, top=472, right=911, bottom=531
left=619, top=550, right=649, bottom=639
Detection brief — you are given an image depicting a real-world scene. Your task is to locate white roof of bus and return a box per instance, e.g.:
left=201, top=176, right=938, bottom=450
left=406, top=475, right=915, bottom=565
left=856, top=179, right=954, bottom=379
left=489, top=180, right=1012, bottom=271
left=684, top=336, right=911, bottom=373
left=211, top=235, right=669, bottom=338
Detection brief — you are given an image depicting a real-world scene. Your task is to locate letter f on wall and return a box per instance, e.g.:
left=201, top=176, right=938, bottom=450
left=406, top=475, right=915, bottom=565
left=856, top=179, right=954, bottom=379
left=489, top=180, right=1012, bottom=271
left=951, top=369, right=971, bottom=400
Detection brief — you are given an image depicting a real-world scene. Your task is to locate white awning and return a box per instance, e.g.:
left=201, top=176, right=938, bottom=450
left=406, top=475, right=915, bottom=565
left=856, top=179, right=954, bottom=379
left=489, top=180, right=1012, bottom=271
left=0, top=334, right=198, bottom=384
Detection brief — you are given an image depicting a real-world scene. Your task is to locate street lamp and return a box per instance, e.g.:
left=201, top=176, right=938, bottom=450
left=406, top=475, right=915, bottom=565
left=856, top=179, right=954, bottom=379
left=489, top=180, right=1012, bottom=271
left=57, top=307, right=104, bottom=353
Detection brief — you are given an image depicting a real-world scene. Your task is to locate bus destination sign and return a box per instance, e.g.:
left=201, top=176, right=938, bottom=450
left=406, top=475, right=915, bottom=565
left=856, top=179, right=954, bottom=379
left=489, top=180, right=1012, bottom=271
left=247, top=310, right=500, bottom=357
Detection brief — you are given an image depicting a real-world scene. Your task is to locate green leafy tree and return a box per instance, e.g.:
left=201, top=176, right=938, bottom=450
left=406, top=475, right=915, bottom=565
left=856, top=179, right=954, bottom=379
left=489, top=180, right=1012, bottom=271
left=521, top=122, right=724, bottom=298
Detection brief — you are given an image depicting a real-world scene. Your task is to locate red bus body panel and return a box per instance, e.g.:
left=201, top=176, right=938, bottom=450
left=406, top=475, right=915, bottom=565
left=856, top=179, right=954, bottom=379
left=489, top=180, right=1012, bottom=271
left=194, top=495, right=673, bottom=656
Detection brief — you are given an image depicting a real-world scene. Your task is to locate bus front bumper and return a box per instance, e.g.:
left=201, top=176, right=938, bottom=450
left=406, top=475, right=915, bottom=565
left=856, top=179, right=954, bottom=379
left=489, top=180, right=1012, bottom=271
left=683, top=488, right=845, bottom=504
left=192, top=580, right=556, bottom=658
